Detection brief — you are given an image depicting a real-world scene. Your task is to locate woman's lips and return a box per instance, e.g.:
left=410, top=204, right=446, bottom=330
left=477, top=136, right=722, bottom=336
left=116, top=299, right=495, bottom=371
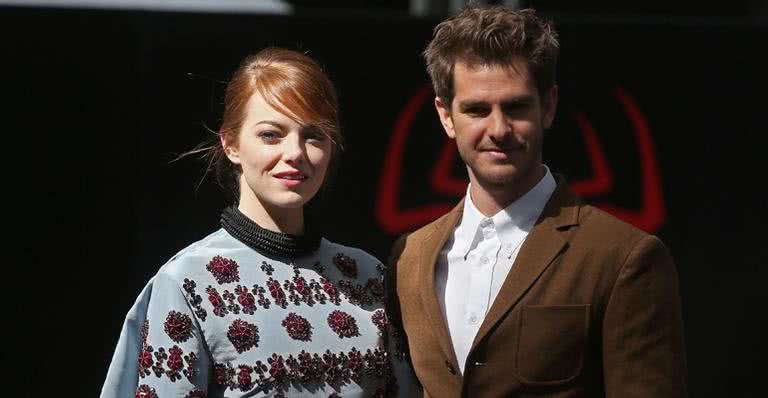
left=273, top=171, right=308, bottom=187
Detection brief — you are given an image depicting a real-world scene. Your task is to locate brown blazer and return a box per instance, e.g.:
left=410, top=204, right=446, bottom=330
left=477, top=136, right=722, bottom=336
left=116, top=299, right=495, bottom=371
left=387, top=178, right=687, bottom=397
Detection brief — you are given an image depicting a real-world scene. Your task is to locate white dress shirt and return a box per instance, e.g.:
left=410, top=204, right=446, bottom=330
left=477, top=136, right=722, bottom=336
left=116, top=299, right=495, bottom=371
left=435, top=167, right=556, bottom=374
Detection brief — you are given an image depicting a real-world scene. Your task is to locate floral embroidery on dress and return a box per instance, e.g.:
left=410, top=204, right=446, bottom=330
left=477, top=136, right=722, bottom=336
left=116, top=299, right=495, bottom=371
left=152, top=347, right=167, bottom=377
left=313, top=261, right=326, bottom=273
left=366, top=278, right=385, bottom=303
left=138, top=346, right=154, bottom=378
left=238, top=364, right=254, bottom=391
left=333, top=253, right=358, bottom=278
left=282, top=312, right=313, bottom=341
left=227, top=319, right=259, bottom=353
left=338, top=280, right=371, bottom=306
left=166, top=345, right=185, bottom=381
left=214, top=362, right=236, bottom=387
left=327, top=310, right=360, bottom=338
left=140, top=320, right=150, bottom=347
left=363, top=348, right=390, bottom=378
left=164, top=310, right=193, bottom=343
left=183, top=278, right=207, bottom=321
left=206, top=286, right=228, bottom=317
left=139, top=343, right=198, bottom=382
left=212, top=347, right=392, bottom=394
left=184, top=351, right=199, bottom=381
left=235, top=285, right=258, bottom=314
left=371, top=309, right=388, bottom=334
left=286, top=271, right=316, bottom=306
left=252, top=284, right=271, bottom=309
left=135, top=384, right=158, bottom=398
left=207, top=255, right=240, bottom=284
left=222, top=290, right=241, bottom=314
left=260, top=261, right=275, bottom=276
left=321, top=277, right=341, bottom=305
left=267, top=277, right=288, bottom=308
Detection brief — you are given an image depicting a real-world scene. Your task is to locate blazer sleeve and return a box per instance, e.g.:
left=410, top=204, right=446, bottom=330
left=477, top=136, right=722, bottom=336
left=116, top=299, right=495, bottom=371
left=385, top=233, right=422, bottom=396
left=101, top=270, right=211, bottom=398
left=602, top=235, right=687, bottom=397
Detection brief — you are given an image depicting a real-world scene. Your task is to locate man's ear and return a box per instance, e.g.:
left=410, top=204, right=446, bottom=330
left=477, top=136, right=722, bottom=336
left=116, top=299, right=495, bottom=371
left=542, top=84, right=559, bottom=129
left=220, top=132, right=241, bottom=165
left=435, top=96, right=456, bottom=139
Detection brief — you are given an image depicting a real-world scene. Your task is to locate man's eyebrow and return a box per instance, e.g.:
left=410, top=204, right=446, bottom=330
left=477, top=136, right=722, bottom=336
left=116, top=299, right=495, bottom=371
left=458, top=100, right=488, bottom=110
left=502, top=95, right=535, bottom=104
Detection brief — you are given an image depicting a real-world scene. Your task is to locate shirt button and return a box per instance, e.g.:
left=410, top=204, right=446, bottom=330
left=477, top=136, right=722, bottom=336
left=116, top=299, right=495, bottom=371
left=468, top=314, right=479, bottom=324
left=480, top=256, right=489, bottom=265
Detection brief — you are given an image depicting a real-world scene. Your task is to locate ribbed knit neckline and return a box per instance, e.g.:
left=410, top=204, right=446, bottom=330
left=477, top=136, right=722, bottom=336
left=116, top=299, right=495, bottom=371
left=220, top=206, right=321, bottom=258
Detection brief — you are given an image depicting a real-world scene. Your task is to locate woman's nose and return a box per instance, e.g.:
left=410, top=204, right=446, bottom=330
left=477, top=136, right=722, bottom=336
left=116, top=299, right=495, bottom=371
left=281, top=134, right=305, bottom=164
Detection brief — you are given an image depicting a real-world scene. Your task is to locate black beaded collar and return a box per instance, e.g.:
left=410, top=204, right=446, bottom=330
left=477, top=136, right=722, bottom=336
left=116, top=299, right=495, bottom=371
left=220, top=206, right=321, bottom=259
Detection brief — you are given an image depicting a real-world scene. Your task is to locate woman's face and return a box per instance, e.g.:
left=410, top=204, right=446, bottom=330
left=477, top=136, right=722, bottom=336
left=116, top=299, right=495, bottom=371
left=223, top=91, right=332, bottom=211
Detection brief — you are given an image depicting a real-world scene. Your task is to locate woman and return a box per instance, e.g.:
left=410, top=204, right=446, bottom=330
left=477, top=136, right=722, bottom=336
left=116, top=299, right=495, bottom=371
left=101, top=48, right=416, bottom=397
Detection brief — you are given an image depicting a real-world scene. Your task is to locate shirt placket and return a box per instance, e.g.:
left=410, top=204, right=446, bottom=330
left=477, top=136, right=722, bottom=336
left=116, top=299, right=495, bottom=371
left=465, top=220, right=501, bottom=332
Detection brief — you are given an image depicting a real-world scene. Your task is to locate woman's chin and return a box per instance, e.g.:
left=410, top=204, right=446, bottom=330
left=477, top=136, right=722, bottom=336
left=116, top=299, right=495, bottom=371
left=267, top=192, right=313, bottom=209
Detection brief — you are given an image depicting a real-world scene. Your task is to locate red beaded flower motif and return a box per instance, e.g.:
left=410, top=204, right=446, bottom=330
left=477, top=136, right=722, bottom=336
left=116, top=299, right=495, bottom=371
left=227, top=319, right=259, bottom=353
left=207, top=255, right=240, bottom=284
left=282, top=312, right=313, bottom=341
left=371, top=309, right=388, bottom=333
left=327, top=310, right=359, bottom=338
left=333, top=253, right=358, bottom=278
left=164, top=310, right=193, bottom=343
left=135, top=385, right=158, bottom=398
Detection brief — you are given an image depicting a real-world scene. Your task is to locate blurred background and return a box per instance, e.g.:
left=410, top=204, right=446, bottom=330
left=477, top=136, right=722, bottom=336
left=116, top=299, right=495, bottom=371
left=2, top=0, right=765, bottom=396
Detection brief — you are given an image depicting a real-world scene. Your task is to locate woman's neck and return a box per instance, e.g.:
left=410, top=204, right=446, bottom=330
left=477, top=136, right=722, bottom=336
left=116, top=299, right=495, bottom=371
left=237, top=193, right=304, bottom=236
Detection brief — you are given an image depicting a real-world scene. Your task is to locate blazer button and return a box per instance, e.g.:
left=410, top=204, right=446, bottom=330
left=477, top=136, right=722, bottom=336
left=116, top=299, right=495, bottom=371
left=445, top=360, right=457, bottom=375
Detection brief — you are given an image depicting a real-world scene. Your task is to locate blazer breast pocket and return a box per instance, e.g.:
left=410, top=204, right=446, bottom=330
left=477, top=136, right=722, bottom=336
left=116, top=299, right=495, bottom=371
left=515, top=304, right=590, bottom=385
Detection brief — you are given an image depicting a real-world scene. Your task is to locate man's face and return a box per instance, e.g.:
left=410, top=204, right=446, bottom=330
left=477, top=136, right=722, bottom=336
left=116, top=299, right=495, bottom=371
left=435, top=58, right=557, bottom=196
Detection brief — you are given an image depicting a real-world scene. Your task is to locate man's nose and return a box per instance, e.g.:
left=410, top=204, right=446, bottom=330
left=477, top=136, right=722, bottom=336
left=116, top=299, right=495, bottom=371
left=487, top=109, right=512, bottom=139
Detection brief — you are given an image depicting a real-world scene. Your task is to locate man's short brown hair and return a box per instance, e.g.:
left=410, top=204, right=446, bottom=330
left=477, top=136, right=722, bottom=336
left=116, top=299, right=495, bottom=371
left=424, top=6, right=559, bottom=106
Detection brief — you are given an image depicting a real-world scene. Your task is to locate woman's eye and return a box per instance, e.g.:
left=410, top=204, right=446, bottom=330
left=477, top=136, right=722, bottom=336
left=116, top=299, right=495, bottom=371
left=304, top=129, right=326, bottom=142
left=258, top=130, right=280, bottom=142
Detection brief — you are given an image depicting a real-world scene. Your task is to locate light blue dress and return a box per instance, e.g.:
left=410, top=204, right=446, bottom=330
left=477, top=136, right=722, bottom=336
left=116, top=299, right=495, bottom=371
left=101, top=228, right=418, bottom=397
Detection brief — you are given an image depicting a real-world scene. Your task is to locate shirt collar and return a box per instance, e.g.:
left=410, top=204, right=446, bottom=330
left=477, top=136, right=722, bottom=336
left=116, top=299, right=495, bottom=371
left=456, top=166, right=557, bottom=258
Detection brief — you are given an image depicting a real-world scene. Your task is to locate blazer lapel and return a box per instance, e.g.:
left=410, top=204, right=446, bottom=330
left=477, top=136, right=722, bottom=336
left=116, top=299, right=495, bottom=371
left=470, top=180, right=581, bottom=352
left=419, top=201, right=463, bottom=369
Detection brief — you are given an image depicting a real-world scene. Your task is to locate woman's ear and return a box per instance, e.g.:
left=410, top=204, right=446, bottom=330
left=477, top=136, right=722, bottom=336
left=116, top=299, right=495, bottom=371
left=220, top=132, right=241, bottom=165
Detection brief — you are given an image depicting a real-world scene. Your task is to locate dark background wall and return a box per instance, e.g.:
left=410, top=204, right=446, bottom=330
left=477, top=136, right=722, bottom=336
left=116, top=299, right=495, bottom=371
left=3, top=5, right=764, bottom=396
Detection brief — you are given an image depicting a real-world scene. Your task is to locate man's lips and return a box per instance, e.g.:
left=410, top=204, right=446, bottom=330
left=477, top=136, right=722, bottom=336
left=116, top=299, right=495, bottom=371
left=480, top=146, right=523, bottom=153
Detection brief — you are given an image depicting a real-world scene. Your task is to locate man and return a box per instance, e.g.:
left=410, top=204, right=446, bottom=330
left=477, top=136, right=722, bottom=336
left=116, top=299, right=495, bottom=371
left=387, top=6, right=687, bottom=397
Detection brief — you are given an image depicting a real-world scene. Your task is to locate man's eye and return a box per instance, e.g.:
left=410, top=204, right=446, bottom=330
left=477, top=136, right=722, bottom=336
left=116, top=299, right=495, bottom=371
left=465, top=108, right=489, bottom=116
left=504, top=103, right=529, bottom=112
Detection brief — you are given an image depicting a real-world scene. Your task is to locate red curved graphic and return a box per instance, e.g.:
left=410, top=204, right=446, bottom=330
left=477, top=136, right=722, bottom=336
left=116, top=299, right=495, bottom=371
left=569, top=112, right=614, bottom=196
left=376, top=85, right=454, bottom=234
left=590, top=87, right=665, bottom=232
left=376, top=84, right=666, bottom=234
left=430, top=137, right=467, bottom=196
